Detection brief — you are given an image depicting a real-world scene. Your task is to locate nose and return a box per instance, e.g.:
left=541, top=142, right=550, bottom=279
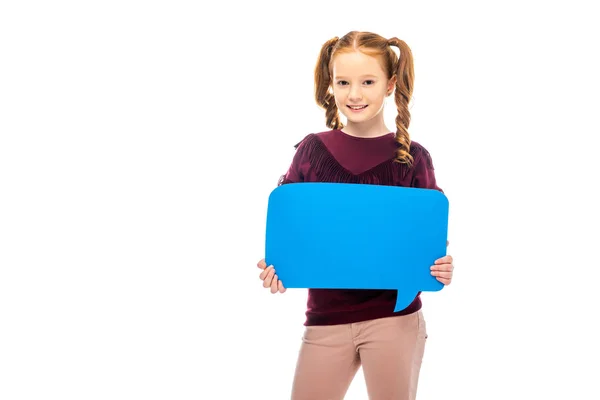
left=349, top=84, right=362, bottom=101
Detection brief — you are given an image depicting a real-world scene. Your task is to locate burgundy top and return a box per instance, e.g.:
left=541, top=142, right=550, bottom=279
left=279, top=129, right=443, bottom=326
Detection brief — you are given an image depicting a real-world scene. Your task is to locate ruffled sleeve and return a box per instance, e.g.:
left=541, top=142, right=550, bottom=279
left=277, top=134, right=313, bottom=186
left=410, top=142, right=443, bottom=193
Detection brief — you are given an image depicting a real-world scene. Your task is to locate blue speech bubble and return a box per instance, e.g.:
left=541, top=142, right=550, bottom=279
left=265, top=182, right=449, bottom=311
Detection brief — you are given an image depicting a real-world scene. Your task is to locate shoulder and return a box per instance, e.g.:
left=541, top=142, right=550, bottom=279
left=293, top=133, right=317, bottom=149
left=293, top=129, right=335, bottom=149
left=408, top=140, right=435, bottom=170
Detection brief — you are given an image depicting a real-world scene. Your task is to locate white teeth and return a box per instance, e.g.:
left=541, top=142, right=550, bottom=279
left=349, top=105, right=366, bottom=109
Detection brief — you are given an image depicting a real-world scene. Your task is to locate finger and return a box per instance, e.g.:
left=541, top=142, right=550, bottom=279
left=436, top=277, right=451, bottom=285
left=431, top=270, right=453, bottom=279
left=435, top=255, right=453, bottom=264
left=271, top=275, right=279, bottom=294
left=263, top=267, right=275, bottom=288
left=431, top=264, right=454, bottom=272
left=435, top=255, right=452, bottom=264
left=259, top=266, right=273, bottom=280
left=257, top=259, right=267, bottom=269
left=263, top=270, right=275, bottom=288
left=278, top=280, right=286, bottom=293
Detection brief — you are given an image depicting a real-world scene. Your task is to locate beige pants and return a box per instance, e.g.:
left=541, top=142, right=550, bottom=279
left=291, top=311, right=428, bottom=400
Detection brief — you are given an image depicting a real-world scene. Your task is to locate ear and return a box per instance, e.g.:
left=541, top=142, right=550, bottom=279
left=387, top=75, right=397, bottom=95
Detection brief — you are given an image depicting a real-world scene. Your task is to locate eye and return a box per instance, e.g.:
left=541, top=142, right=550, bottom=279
left=337, top=80, right=348, bottom=86
left=364, top=80, right=375, bottom=85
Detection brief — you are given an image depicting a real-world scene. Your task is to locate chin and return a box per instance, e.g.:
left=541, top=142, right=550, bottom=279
left=344, top=114, right=372, bottom=123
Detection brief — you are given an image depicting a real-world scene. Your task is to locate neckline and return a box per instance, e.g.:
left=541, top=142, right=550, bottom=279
left=335, top=129, right=395, bottom=141
left=311, top=133, right=401, bottom=178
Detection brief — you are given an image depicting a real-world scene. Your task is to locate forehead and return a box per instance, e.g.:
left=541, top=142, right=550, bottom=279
left=331, top=51, right=386, bottom=78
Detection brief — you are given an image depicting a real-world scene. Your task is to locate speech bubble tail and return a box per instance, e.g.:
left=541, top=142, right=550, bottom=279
left=394, top=289, right=418, bottom=312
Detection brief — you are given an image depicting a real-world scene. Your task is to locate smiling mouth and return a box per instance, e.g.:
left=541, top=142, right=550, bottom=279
left=347, top=105, right=367, bottom=110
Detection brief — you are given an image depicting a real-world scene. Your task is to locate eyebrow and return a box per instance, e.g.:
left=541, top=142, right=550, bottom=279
left=334, top=75, right=379, bottom=79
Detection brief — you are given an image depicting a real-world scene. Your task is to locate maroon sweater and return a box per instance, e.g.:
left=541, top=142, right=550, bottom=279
left=279, top=129, right=443, bottom=326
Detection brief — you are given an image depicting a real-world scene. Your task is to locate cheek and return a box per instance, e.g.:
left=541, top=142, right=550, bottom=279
left=334, top=94, right=346, bottom=107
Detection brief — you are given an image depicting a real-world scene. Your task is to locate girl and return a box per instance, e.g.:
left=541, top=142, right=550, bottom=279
left=257, top=31, right=455, bottom=400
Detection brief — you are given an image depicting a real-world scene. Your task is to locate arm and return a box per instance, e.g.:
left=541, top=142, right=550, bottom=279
left=259, top=135, right=311, bottom=293
left=411, top=144, right=454, bottom=285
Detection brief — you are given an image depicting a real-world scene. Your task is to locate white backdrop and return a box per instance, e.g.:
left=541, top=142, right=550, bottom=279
left=1, top=1, right=599, bottom=399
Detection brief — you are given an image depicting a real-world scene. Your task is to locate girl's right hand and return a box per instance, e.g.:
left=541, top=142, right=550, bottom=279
left=257, top=258, right=286, bottom=294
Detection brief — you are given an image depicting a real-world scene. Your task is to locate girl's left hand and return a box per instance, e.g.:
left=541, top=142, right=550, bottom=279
left=431, top=241, right=454, bottom=285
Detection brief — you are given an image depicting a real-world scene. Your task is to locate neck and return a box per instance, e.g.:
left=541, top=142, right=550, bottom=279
left=341, top=116, right=393, bottom=138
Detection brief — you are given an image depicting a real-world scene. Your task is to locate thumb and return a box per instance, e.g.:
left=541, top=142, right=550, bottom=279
left=257, top=258, right=267, bottom=269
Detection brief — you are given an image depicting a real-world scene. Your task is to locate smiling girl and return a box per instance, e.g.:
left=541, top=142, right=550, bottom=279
left=257, top=31, right=455, bottom=400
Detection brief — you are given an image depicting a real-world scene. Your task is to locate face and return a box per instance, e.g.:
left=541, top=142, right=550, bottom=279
left=331, top=51, right=396, bottom=126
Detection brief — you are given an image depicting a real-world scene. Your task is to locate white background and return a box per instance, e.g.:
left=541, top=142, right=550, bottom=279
left=1, top=1, right=599, bottom=399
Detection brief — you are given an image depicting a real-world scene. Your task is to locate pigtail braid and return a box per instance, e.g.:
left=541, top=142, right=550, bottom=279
left=314, top=37, right=344, bottom=130
left=387, top=37, right=415, bottom=166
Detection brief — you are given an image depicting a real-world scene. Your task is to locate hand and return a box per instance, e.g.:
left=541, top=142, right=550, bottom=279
left=430, top=240, right=454, bottom=285
left=257, top=258, right=287, bottom=294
